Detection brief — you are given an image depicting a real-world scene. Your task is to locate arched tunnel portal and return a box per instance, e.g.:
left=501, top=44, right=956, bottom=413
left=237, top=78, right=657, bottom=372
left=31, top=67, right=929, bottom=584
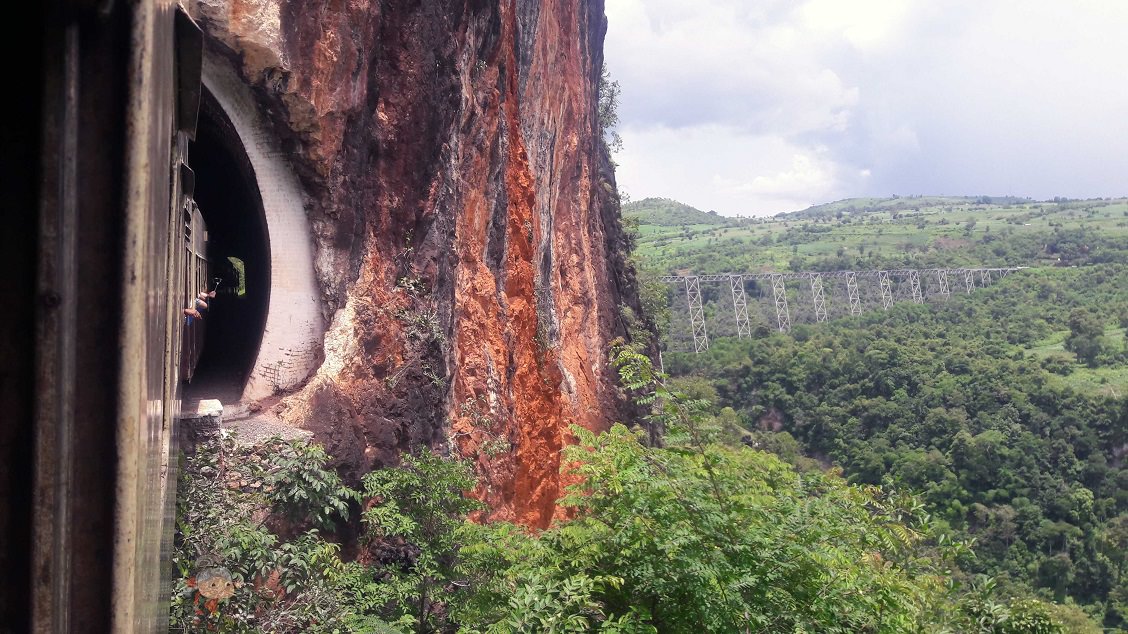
left=186, top=88, right=271, bottom=400
left=185, top=53, right=325, bottom=407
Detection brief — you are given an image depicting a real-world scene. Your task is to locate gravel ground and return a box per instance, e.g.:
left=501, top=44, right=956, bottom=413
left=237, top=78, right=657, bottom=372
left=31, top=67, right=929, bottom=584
left=224, top=414, right=312, bottom=446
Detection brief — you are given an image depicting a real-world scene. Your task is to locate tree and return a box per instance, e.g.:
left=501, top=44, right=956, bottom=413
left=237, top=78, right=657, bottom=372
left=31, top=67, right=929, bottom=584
left=598, top=64, right=623, bottom=154
left=360, top=451, right=484, bottom=630
left=1064, top=308, right=1105, bottom=367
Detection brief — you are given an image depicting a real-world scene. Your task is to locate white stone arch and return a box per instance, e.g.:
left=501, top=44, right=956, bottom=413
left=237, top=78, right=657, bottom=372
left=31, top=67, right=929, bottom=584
left=202, top=52, right=324, bottom=402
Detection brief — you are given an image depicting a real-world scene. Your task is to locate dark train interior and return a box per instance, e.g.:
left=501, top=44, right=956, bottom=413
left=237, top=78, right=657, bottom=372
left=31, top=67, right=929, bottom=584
left=186, top=89, right=271, bottom=399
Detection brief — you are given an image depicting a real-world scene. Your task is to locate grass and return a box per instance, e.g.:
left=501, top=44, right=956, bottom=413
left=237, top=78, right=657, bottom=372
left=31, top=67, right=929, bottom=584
left=1048, top=365, right=1128, bottom=399
left=1026, top=326, right=1127, bottom=397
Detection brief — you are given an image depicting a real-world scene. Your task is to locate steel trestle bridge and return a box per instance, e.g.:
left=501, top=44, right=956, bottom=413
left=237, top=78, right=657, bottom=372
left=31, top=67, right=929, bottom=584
left=660, top=267, right=1024, bottom=352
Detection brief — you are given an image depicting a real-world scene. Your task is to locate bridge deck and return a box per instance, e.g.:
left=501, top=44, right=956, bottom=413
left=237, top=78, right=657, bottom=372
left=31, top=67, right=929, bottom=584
left=658, top=266, right=1024, bottom=283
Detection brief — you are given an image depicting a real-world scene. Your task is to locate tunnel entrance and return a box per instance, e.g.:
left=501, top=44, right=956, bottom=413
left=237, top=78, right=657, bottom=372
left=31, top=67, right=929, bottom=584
left=184, top=88, right=270, bottom=403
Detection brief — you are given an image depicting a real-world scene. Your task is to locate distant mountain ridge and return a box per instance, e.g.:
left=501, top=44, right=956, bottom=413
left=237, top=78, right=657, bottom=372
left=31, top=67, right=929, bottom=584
left=623, top=193, right=1128, bottom=275
left=624, top=195, right=1047, bottom=223
left=788, top=195, right=1035, bottom=220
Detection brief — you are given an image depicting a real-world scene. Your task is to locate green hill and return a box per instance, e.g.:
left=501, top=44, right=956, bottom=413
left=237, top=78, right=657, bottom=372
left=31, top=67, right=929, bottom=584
left=625, top=195, right=1128, bottom=275
left=622, top=197, right=729, bottom=226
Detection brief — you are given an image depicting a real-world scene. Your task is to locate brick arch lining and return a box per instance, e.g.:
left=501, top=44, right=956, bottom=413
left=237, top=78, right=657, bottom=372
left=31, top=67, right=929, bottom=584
left=202, top=52, right=325, bottom=402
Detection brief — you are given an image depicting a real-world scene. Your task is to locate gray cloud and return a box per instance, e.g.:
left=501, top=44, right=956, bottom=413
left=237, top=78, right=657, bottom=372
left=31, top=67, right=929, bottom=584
left=605, top=0, right=1128, bottom=215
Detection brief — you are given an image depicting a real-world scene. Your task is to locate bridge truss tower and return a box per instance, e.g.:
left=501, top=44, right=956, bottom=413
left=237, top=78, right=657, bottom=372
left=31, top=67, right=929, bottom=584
left=846, top=271, right=862, bottom=316
left=684, top=276, right=709, bottom=353
left=879, top=270, right=894, bottom=310
left=772, top=274, right=791, bottom=333
left=935, top=269, right=951, bottom=300
left=963, top=268, right=975, bottom=294
left=809, top=273, right=828, bottom=323
left=908, top=269, right=924, bottom=304
left=730, top=275, right=752, bottom=339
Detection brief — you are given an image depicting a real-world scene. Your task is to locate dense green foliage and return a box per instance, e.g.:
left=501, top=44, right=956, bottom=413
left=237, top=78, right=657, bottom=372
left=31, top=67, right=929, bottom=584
left=621, top=194, right=1127, bottom=629
left=517, top=348, right=964, bottom=632
left=1065, top=309, right=1113, bottom=367
left=463, top=426, right=956, bottom=632
left=663, top=266, right=1128, bottom=629
left=173, top=434, right=488, bottom=633
left=175, top=345, right=1092, bottom=632
left=172, top=435, right=369, bottom=632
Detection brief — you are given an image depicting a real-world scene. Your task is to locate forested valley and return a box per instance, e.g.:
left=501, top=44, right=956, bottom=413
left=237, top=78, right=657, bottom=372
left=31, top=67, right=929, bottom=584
left=633, top=196, right=1128, bottom=631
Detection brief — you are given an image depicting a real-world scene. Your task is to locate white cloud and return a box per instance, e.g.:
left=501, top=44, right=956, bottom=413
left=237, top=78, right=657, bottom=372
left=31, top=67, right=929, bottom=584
left=798, top=0, right=916, bottom=51
left=604, top=0, right=1128, bottom=215
left=717, top=151, right=836, bottom=198
left=615, top=124, right=847, bottom=215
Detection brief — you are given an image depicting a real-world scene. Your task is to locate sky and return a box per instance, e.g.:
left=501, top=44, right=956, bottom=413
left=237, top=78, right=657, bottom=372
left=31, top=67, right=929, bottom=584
left=603, top=0, right=1128, bottom=216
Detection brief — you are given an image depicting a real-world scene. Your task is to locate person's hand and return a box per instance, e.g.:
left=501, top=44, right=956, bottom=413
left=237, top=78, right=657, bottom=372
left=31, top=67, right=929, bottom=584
left=208, top=290, right=216, bottom=298
left=183, top=308, right=202, bottom=319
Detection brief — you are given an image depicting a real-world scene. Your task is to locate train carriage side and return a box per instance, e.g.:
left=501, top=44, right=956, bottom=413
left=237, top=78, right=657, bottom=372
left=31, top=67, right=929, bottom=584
left=181, top=199, right=210, bottom=383
left=0, top=2, right=206, bottom=632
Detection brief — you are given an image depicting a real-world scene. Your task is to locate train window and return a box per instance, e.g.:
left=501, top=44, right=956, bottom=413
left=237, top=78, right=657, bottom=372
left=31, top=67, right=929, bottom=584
left=227, top=256, right=246, bottom=297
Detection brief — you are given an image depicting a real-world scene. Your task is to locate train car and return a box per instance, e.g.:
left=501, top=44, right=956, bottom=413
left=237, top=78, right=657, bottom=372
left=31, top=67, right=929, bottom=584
left=181, top=197, right=211, bottom=383
left=0, top=1, right=206, bottom=631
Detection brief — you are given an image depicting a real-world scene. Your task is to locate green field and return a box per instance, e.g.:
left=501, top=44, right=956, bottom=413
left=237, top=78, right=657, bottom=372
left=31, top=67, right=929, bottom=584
left=1026, top=325, right=1128, bottom=397
left=625, top=195, right=1128, bottom=275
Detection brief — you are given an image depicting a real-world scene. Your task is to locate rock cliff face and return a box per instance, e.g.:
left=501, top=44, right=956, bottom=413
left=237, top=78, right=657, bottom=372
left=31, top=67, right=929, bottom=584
left=189, top=0, right=640, bottom=527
